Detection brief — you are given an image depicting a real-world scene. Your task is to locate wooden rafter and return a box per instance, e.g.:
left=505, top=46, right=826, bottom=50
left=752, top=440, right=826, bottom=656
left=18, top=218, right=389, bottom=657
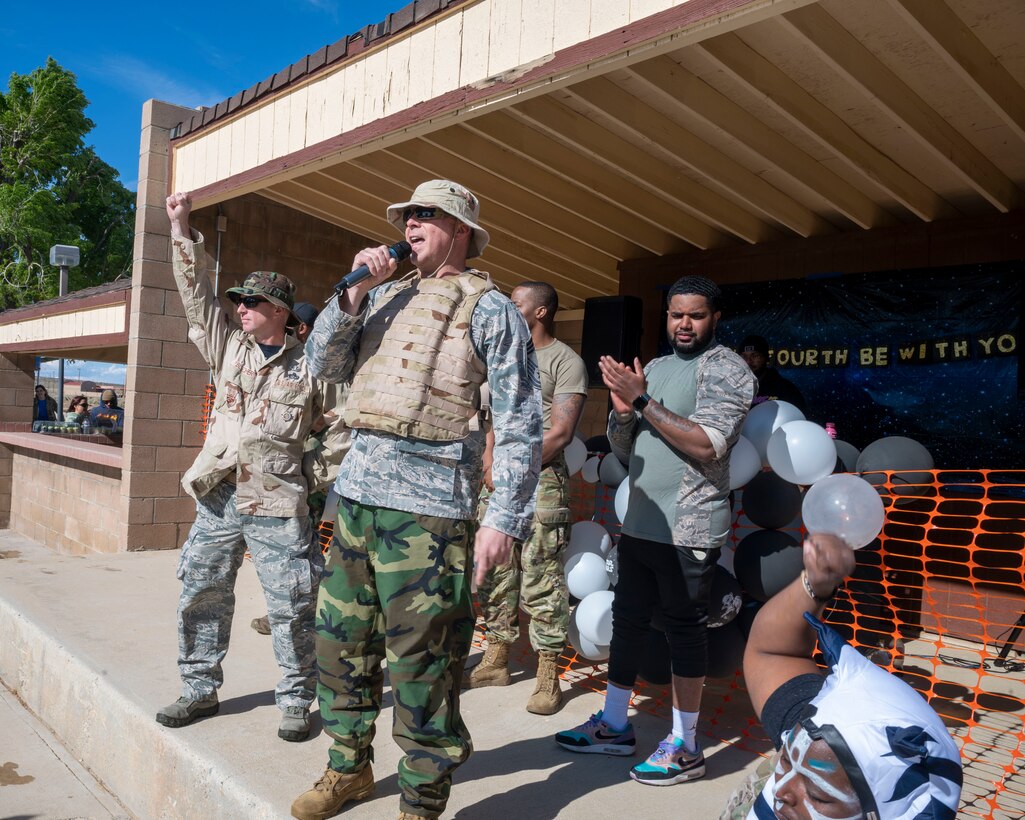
left=781, top=4, right=1023, bottom=213
left=888, top=0, right=1025, bottom=145
left=627, top=56, right=895, bottom=230
left=699, top=32, right=957, bottom=222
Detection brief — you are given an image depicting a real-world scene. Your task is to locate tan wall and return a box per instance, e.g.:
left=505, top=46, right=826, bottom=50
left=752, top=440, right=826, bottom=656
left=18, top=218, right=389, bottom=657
left=8, top=451, right=121, bottom=554
left=0, top=352, right=36, bottom=527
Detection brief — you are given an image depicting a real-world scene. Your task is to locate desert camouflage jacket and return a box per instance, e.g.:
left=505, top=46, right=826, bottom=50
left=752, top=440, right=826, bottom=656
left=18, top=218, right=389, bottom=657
left=171, top=231, right=347, bottom=517
left=306, top=274, right=541, bottom=539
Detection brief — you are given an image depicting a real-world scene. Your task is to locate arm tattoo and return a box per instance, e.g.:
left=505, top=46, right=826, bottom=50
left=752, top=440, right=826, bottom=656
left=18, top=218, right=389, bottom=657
left=551, top=393, right=586, bottom=429
left=646, top=401, right=697, bottom=432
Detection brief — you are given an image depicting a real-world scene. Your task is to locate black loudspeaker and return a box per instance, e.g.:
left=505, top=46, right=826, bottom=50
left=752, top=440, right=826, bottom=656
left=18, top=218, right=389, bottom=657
left=580, top=295, right=643, bottom=388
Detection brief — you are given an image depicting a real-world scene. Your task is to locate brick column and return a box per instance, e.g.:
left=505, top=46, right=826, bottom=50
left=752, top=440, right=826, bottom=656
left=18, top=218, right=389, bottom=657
left=120, top=100, right=208, bottom=552
left=0, top=352, right=34, bottom=526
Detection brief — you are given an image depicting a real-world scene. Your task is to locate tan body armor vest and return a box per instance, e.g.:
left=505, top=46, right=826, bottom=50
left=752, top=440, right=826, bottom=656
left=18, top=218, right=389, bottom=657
left=344, top=271, right=495, bottom=441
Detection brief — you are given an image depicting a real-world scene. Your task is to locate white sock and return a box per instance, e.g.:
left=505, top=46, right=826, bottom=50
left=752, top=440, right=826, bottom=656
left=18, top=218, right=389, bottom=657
left=672, top=708, right=699, bottom=750
left=602, top=685, right=632, bottom=731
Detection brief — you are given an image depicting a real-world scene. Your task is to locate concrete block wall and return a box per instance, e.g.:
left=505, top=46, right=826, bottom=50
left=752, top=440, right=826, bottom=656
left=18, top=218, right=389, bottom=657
left=123, top=101, right=375, bottom=551
left=0, top=352, right=36, bottom=527
left=8, top=452, right=121, bottom=554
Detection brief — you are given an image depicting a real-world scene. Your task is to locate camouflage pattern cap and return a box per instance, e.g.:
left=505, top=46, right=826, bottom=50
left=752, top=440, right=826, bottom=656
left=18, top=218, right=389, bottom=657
left=225, top=271, right=296, bottom=312
left=386, top=179, right=490, bottom=258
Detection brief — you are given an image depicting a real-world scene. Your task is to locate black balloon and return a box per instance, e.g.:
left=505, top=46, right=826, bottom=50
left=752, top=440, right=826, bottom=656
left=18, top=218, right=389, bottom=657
left=585, top=435, right=612, bottom=454
left=734, top=598, right=764, bottom=640
left=706, top=619, right=746, bottom=678
left=741, top=471, right=802, bottom=530
left=734, top=529, right=804, bottom=602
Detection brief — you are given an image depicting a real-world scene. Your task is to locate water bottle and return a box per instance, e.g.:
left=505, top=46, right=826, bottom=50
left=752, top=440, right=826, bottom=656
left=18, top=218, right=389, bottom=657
left=825, top=422, right=837, bottom=439
left=82, top=415, right=91, bottom=434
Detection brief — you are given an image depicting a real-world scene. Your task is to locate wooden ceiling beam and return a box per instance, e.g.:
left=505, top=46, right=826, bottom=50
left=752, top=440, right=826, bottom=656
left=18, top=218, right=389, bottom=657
left=387, top=135, right=641, bottom=266
left=888, top=0, right=1025, bottom=145
left=263, top=180, right=602, bottom=306
left=313, top=160, right=613, bottom=294
left=628, top=56, right=896, bottom=230
left=466, top=113, right=724, bottom=253
left=781, top=5, right=1023, bottom=213
left=699, top=32, right=957, bottom=222
left=569, top=75, right=835, bottom=238
left=513, top=94, right=781, bottom=245
left=338, top=153, right=619, bottom=288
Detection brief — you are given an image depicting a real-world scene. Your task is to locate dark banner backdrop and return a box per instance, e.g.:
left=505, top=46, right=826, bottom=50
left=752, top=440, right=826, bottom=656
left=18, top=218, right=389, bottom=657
left=703, top=263, right=1022, bottom=469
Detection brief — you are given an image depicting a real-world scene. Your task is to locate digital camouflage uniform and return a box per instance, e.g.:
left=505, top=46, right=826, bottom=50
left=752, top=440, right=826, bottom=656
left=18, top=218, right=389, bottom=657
left=171, top=231, right=347, bottom=711
left=306, top=278, right=540, bottom=817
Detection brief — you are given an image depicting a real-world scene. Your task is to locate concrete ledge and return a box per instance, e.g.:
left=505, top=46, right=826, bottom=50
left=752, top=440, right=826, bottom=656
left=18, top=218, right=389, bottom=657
left=0, top=431, right=123, bottom=468
left=0, top=531, right=762, bottom=819
left=0, top=574, right=271, bottom=818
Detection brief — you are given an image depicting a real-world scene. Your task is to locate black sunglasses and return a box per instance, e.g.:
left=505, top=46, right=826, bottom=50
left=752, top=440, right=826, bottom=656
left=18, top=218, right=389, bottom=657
left=401, top=206, right=446, bottom=222
left=230, top=294, right=268, bottom=309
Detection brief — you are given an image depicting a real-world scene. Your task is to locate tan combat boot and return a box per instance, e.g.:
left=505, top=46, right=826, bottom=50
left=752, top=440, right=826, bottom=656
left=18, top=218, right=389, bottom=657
left=468, top=640, right=511, bottom=688
left=291, top=766, right=374, bottom=820
left=526, top=650, right=563, bottom=715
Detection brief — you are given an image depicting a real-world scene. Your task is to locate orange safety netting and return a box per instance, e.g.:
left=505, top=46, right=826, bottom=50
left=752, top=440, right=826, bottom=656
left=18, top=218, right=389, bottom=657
left=473, top=469, right=1025, bottom=819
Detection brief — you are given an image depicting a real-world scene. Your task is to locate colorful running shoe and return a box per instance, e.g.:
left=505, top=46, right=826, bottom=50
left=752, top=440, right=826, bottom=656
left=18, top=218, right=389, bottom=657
left=629, top=734, right=705, bottom=785
left=554, top=710, right=636, bottom=755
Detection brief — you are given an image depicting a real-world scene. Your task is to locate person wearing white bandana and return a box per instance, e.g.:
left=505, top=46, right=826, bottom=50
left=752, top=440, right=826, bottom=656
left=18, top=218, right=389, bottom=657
left=722, top=533, right=963, bottom=820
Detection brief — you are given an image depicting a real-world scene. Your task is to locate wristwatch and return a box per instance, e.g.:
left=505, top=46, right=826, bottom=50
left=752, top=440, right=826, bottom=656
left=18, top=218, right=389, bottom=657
left=632, top=393, right=652, bottom=411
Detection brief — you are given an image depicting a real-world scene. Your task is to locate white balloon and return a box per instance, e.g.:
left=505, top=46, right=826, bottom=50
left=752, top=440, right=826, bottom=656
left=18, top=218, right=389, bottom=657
left=564, top=520, right=613, bottom=563
left=565, top=551, right=611, bottom=598
left=598, top=453, right=628, bottom=488
left=729, top=435, right=762, bottom=490
left=742, top=400, right=806, bottom=464
left=576, top=590, right=615, bottom=645
left=568, top=618, right=610, bottom=662
left=565, top=435, right=588, bottom=476
left=766, top=421, right=837, bottom=486
left=802, top=473, right=885, bottom=549
left=614, top=480, right=630, bottom=524
left=581, top=455, right=601, bottom=484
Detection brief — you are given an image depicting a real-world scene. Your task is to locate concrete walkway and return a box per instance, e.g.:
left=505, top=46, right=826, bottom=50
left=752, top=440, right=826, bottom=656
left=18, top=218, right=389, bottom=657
left=0, top=530, right=763, bottom=819
left=0, top=684, right=128, bottom=819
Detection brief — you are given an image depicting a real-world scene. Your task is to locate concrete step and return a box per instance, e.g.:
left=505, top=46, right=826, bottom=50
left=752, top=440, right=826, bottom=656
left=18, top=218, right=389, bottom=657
left=0, top=530, right=761, bottom=819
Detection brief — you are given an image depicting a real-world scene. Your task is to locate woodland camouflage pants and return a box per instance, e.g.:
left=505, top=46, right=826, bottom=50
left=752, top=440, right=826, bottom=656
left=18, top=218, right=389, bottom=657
left=315, top=498, right=475, bottom=818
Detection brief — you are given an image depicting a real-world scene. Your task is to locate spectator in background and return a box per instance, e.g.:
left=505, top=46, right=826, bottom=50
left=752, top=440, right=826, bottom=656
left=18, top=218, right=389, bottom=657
left=66, top=395, right=90, bottom=424
left=738, top=334, right=806, bottom=413
left=33, top=385, right=61, bottom=423
left=89, top=389, right=125, bottom=430
left=722, top=533, right=962, bottom=818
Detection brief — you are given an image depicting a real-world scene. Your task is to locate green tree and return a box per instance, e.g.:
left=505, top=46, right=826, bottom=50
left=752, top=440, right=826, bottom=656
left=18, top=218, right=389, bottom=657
left=0, top=58, right=134, bottom=310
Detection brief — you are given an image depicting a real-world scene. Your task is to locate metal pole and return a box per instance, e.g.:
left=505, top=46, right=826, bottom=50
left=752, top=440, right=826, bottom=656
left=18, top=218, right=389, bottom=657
left=57, top=264, right=68, bottom=416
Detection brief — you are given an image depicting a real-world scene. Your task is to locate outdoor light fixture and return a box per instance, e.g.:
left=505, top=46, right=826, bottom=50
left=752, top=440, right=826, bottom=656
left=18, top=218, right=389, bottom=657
left=49, top=244, right=81, bottom=412
left=49, top=245, right=81, bottom=268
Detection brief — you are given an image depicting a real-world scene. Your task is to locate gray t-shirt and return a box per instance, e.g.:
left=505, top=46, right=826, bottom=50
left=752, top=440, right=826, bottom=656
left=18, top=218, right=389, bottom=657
left=611, top=342, right=755, bottom=548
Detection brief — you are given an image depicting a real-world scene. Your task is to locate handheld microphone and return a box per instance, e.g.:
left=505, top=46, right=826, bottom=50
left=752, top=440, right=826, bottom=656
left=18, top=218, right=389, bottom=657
left=334, top=241, right=412, bottom=292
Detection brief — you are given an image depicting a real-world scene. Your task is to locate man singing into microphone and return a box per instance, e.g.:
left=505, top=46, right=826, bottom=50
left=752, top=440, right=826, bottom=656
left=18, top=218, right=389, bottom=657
left=292, top=180, right=541, bottom=820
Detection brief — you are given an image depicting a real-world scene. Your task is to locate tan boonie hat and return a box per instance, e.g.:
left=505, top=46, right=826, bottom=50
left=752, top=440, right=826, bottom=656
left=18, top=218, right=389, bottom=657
left=225, top=271, right=296, bottom=313
left=386, top=179, right=490, bottom=259
left=101, top=389, right=116, bottom=402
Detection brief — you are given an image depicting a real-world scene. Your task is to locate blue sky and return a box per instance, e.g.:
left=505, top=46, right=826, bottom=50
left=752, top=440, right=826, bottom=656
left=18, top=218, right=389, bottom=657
left=3, top=1, right=403, bottom=190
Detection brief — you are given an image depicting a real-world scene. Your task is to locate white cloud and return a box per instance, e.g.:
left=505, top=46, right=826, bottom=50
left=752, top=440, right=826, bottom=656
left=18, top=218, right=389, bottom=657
left=87, top=55, right=227, bottom=108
